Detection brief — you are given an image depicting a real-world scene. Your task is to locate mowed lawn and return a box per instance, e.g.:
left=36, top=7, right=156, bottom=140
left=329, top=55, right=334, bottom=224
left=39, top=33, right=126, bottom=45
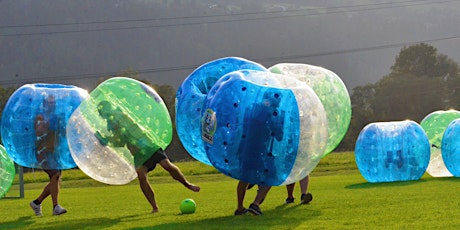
left=2, top=152, right=460, bottom=229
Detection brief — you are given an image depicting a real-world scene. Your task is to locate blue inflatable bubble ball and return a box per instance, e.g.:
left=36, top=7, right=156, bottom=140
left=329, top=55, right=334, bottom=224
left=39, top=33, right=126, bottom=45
left=0, top=145, right=15, bottom=199
left=441, top=119, right=460, bottom=177
left=176, top=57, right=267, bottom=166
left=67, top=77, right=172, bottom=185
left=355, top=120, right=430, bottom=183
left=201, top=69, right=328, bottom=186
left=1, top=84, right=88, bottom=169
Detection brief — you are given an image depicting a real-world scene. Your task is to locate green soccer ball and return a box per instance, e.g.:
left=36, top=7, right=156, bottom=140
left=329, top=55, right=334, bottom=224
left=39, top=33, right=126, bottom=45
left=180, top=198, right=196, bottom=214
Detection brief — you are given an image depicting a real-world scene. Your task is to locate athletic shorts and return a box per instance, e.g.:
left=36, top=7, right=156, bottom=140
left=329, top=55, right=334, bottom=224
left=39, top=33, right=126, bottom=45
left=143, top=149, right=168, bottom=172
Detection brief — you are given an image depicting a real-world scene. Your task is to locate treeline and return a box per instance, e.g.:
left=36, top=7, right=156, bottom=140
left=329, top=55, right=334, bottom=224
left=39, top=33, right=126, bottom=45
left=338, top=43, right=460, bottom=151
left=1, top=43, right=459, bottom=161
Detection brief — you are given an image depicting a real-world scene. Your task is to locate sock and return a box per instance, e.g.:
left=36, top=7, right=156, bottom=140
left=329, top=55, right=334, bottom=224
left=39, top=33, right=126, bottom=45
left=53, top=204, right=57, bottom=208
left=33, top=200, right=41, bottom=205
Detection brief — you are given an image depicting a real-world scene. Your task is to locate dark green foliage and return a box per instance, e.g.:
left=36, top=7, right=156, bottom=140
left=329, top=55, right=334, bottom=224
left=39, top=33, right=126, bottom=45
left=344, top=43, right=460, bottom=151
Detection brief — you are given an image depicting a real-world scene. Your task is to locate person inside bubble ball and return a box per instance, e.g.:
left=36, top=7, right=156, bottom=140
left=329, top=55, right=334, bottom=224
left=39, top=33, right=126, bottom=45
left=96, top=100, right=200, bottom=213
left=30, top=94, right=67, bottom=216
left=235, top=90, right=284, bottom=216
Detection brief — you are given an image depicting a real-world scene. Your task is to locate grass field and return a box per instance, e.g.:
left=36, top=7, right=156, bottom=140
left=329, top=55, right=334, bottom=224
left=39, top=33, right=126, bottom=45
left=2, top=152, right=460, bottom=229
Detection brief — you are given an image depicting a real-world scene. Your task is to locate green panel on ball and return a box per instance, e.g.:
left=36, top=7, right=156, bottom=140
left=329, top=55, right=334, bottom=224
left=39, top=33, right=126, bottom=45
left=0, top=145, right=15, bottom=198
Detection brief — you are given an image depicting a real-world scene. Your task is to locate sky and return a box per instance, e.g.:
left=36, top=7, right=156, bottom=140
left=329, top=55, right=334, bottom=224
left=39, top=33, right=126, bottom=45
left=1, top=0, right=460, bottom=92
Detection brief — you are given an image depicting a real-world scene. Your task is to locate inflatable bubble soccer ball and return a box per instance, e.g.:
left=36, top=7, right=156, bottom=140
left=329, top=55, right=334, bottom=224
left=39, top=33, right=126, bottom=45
left=67, top=77, right=172, bottom=185
left=1, top=83, right=88, bottom=169
left=0, top=145, right=15, bottom=199
left=201, top=70, right=328, bottom=186
left=441, top=119, right=460, bottom=176
left=180, top=198, right=196, bottom=214
left=176, top=57, right=267, bottom=166
left=355, top=120, right=430, bottom=183
left=269, top=63, right=351, bottom=157
left=420, top=110, right=460, bottom=177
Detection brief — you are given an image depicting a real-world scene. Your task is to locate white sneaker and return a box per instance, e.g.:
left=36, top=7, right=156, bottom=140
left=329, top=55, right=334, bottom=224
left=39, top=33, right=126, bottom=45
left=53, top=204, right=67, bottom=216
left=30, top=201, right=42, bottom=216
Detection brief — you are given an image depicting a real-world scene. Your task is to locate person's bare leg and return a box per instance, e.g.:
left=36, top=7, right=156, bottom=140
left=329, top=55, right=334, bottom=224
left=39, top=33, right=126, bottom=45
left=286, top=183, right=295, bottom=199
left=159, top=159, right=200, bottom=192
left=49, top=172, right=61, bottom=206
left=237, top=181, right=249, bottom=211
left=299, top=175, right=313, bottom=204
left=299, top=175, right=309, bottom=195
left=136, top=166, right=159, bottom=213
left=252, top=185, right=271, bottom=206
left=36, top=170, right=60, bottom=204
left=36, top=182, right=51, bottom=204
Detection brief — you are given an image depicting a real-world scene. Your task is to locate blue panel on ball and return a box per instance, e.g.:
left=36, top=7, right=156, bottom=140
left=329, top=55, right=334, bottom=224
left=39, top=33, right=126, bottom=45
left=1, top=84, right=88, bottom=169
left=201, top=70, right=300, bottom=186
left=176, top=57, right=267, bottom=165
left=441, top=119, right=460, bottom=176
left=355, top=121, right=430, bottom=182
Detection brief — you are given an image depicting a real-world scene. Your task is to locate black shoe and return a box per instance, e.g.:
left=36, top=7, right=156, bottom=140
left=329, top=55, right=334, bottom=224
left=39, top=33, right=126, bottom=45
left=301, top=193, right=313, bottom=205
left=247, top=184, right=255, bottom=190
left=248, top=203, right=262, bottom=215
left=285, top=197, right=295, bottom=204
left=234, top=208, right=248, bottom=216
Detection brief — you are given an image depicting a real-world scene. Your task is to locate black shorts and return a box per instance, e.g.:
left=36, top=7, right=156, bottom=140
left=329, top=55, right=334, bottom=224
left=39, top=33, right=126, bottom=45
left=143, top=149, right=168, bottom=172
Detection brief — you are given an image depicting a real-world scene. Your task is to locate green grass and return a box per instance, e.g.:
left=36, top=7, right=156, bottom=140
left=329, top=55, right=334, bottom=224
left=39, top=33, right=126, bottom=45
left=2, top=151, right=460, bottom=229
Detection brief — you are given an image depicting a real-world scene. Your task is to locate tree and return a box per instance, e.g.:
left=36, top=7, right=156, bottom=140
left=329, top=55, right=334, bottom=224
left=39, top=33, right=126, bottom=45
left=345, top=43, right=460, bottom=151
left=391, top=43, right=460, bottom=79
left=390, top=43, right=438, bottom=77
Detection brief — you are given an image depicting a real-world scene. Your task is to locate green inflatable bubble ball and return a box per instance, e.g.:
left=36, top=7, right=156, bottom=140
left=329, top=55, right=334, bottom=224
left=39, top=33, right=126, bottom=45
left=180, top=198, right=197, bottom=214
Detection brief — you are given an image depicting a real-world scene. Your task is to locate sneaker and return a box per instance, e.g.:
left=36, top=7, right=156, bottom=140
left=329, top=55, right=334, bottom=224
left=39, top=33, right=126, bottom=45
left=301, top=193, right=313, bottom=205
left=285, top=197, right=295, bottom=204
left=248, top=203, right=262, bottom=215
left=53, top=204, right=67, bottom=216
left=234, top=208, right=248, bottom=216
left=30, top=201, right=42, bottom=216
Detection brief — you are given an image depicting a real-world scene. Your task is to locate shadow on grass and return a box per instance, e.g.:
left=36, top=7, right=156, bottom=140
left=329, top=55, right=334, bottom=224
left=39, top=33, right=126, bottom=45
left=345, top=180, right=423, bottom=189
left=346, top=175, right=460, bottom=190
left=136, top=203, right=322, bottom=230
left=1, top=216, right=121, bottom=230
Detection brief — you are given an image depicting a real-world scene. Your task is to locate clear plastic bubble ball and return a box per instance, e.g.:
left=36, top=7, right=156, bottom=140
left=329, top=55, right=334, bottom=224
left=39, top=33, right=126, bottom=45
left=269, top=63, right=351, bottom=156
left=355, top=120, right=430, bottom=183
left=67, top=77, right=172, bottom=185
left=201, top=69, right=328, bottom=186
left=176, top=57, right=266, bottom=165
left=0, top=145, right=15, bottom=199
left=1, top=83, right=88, bottom=169
left=420, top=110, right=460, bottom=177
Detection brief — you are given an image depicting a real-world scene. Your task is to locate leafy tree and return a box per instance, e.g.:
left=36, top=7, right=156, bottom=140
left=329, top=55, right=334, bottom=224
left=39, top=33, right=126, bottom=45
left=345, top=43, right=460, bottom=151
left=0, top=85, right=17, bottom=145
left=391, top=43, right=460, bottom=79
left=390, top=43, right=438, bottom=77
left=0, top=86, right=17, bottom=118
